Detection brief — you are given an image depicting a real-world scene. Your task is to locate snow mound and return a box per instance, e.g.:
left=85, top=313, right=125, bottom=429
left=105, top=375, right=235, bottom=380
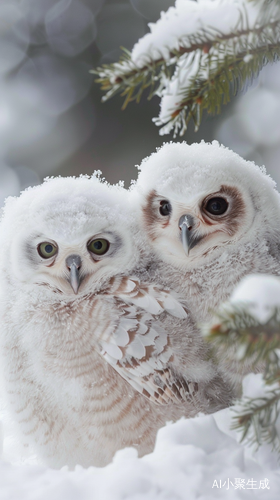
left=1, top=374, right=279, bottom=500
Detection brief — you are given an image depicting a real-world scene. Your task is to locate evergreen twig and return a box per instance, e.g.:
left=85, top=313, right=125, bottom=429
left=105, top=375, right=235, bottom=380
left=231, top=389, right=280, bottom=452
left=204, top=303, right=280, bottom=454
left=205, top=306, right=280, bottom=372
left=93, top=0, right=280, bottom=135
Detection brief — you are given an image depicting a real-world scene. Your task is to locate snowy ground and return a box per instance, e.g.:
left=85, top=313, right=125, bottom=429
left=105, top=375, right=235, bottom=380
left=1, top=374, right=279, bottom=500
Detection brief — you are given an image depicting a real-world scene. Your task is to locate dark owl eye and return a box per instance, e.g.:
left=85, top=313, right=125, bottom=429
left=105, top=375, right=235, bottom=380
left=159, top=200, right=172, bottom=216
left=87, top=239, right=110, bottom=255
left=38, top=242, right=58, bottom=259
left=205, top=197, right=228, bottom=215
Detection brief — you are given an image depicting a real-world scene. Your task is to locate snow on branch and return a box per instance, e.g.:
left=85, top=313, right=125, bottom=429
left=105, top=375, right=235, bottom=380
left=203, top=274, right=280, bottom=455
left=93, top=0, right=280, bottom=136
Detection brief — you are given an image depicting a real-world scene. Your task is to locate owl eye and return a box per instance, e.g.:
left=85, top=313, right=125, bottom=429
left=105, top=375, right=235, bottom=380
left=87, top=239, right=110, bottom=256
left=38, top=242, right=58, bottom=259
left=205, top=197, right=228, bottom=215
left=159, top=200, right=172, bottom=216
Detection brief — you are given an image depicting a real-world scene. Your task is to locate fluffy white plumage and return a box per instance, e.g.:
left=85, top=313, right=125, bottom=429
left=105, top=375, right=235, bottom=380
left=0, top=174, right=231, bottom=468
left=133, top=141, right=280, bottom=391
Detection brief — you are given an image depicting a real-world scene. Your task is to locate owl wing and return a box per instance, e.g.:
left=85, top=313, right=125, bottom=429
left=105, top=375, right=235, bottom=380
left=98, top=277, right=198, bottom=405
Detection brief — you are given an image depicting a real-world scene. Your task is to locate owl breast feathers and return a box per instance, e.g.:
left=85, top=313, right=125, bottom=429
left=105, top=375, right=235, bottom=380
left=133, top=140, right=280, bottom=390
left=0, top=174, right=231, bottom=468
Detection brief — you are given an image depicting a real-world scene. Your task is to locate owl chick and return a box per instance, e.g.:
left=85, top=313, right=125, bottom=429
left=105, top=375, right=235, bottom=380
left=0, top=175, right=231, bottom=468
left=134, top=141, right=280, bottom=391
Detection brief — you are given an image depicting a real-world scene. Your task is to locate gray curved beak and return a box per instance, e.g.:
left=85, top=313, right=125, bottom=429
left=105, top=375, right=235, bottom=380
left=66, top=255, right=82, bottom=294
left=179, top=214, right=201, bottom=256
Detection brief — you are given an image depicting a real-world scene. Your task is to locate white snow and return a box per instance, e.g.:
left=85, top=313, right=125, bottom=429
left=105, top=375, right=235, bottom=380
left=98, top=0, right=279, bottom=135
left=127, top=0, right=276, bottom=134
left=1, top=373, right=279, bottom=500
left=131, top=0, right=260, bottom=66
left=229, top=274, right=280, bottom=323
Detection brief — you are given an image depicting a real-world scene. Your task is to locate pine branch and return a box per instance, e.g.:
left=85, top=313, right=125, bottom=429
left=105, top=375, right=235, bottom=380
left=231, top=388, right=280, bottom=452
left=95, top=20, right=280, bottom=106
left=157, top=37, right=280, bottom=136
left=93, top=0, right=280, bottom=135
left=93, top=48, right=172, bottom=109
left=204, top=302, right=280, bottom=454
left=204, top=305, right=280, bottom=377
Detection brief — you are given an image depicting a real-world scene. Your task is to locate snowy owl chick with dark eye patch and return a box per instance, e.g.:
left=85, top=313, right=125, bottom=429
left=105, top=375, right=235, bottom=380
left=133, top=141, right=280, bottom=392
left=0, top=174, right=232, bottom=469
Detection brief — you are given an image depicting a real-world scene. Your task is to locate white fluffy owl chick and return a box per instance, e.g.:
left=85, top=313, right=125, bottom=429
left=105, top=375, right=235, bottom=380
left=0, top=175, right=231, bottom=469
left=133, top=141, right=280, bottom=390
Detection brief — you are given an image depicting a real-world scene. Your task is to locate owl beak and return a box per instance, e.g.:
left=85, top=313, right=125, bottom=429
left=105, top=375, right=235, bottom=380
left=179, top=214, right=201, bottom=256
left=66, top=255, right=82, bottom=294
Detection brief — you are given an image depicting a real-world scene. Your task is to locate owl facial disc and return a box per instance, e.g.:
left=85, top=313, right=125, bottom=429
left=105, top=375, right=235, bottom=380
left=179, top=214, right=202, bottom=256
left=66, top=254, right=82, bottom=294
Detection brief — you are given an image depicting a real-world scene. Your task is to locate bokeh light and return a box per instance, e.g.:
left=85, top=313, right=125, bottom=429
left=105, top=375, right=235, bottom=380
left=216, top=63, right=280, bottom=188
left=45, top=0, right=97, bottom=57
left=1, top=0, right=280, bottom=205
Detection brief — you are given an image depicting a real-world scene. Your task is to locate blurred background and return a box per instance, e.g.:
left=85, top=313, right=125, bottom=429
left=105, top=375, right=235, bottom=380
left=1, top=0, right=280, bottom=206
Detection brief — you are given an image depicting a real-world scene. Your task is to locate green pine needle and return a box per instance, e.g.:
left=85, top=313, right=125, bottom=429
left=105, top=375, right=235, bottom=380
left=93, top=2, right=280, bottom=135
left=231, top=389, right=280, bottom=453
left=204, top=302, right=280, bottom=455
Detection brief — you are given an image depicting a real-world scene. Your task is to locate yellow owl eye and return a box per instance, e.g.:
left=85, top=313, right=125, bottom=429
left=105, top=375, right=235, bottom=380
left=87, top=239, right=110, bottom=255
left=38, top=242, right=58, bottom=259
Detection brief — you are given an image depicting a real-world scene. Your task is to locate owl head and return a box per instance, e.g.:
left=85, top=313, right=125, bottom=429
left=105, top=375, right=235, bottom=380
left=0, top=175, right=137, bottom=298
left=134, top=141, right=280, bottom=269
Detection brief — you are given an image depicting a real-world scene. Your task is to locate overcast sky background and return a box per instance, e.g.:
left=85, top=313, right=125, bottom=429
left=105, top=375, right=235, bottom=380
left=1, top=0, right=280, bottom=205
